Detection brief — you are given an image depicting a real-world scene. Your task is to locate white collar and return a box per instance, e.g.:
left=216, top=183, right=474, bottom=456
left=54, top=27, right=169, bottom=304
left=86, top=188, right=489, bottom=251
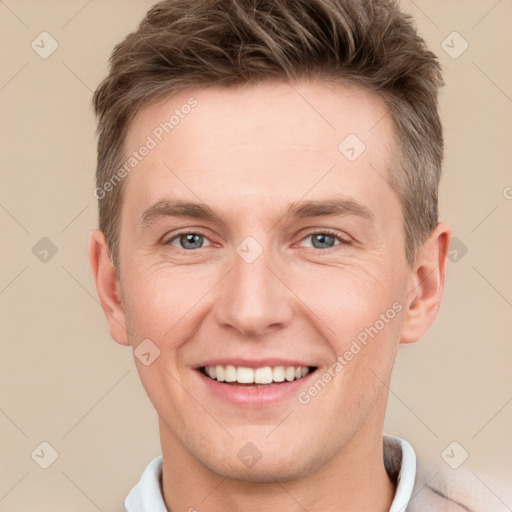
left=124, top=453, right=167, bottom=512
left=386, top=435, right=417, bottom=512
left=124, top=435, right=417, bottom=512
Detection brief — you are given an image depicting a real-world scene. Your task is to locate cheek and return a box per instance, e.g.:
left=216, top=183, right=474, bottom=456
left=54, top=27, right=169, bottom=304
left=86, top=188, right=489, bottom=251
left=289, top=259, right=405, bottom=345
left=289, top=261, right=407, bottom=405
left=121, top=263, right=217, bottom=348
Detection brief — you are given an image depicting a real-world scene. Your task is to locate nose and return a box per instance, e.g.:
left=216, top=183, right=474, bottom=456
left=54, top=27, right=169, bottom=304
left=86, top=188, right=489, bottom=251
left=213, top=240, right=293, bottom=338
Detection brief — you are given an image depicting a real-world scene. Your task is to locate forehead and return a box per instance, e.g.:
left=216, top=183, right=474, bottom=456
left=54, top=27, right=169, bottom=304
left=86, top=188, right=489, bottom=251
left=122, top=80, right=397, bottom=219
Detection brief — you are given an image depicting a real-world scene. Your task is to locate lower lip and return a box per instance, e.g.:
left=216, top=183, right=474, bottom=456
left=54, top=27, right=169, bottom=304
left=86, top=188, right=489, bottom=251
left=196, top=369, right=317, bottom=408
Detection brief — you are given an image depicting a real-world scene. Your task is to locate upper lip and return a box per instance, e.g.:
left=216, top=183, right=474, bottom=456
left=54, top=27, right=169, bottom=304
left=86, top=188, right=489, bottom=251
left=194, top=358, right=316, bottom=369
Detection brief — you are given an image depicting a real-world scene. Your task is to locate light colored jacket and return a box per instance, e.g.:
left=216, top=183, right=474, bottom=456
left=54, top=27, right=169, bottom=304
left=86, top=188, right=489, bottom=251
left=383, top=436, right=508, bottom=511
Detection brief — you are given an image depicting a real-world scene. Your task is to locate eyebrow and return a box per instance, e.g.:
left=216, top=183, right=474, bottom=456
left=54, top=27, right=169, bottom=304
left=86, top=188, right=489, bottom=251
left=140, top=196, right=375, bottom=228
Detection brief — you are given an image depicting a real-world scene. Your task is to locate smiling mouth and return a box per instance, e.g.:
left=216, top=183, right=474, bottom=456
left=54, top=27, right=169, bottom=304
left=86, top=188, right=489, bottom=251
left=200, top=365, right=316, bottom=386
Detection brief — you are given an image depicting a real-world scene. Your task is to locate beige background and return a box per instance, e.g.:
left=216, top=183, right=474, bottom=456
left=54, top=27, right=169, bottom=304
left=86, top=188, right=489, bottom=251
left=1, top=0, right=511, bottom=510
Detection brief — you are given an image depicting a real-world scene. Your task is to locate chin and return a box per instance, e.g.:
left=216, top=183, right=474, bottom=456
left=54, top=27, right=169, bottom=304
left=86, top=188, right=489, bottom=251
left=207, top=457, right=314, bottom=484
left=193, top=436, right=332, bottom=484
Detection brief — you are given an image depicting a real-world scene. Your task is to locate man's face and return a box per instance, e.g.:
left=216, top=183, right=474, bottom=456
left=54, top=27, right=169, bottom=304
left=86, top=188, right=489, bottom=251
left=117, top=80, right=414, bottom=480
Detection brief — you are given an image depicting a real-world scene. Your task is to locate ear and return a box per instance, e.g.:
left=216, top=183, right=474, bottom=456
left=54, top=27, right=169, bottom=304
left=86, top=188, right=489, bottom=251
left=400, top=222, right=452, bottom=344
left=88, top=229, right=130, bottom=346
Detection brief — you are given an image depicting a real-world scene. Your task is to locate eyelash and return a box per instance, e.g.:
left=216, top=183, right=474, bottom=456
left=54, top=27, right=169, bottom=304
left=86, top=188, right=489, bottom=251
left=164, top=228, right=351, bottom=252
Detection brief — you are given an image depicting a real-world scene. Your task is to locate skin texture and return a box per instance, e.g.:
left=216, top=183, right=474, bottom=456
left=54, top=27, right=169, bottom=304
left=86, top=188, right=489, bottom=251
left=89, top=80, right=451, bottom=511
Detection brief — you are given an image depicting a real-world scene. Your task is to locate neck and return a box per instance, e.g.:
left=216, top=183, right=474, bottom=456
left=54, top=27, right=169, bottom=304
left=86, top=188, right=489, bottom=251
left=159, top=418, right=396, bottom=512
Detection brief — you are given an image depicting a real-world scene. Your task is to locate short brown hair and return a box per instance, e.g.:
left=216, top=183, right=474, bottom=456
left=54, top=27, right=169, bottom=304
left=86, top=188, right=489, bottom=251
left=93, top=0, right=444, bottom=270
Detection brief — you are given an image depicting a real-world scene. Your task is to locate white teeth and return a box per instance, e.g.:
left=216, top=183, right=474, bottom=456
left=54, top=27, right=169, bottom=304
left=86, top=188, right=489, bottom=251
left=237, top=367, right=254, bottom=383
left=205, top=366, right=215, bottom=378
left=285, top=366, right=296, bottom=381
left=203, top=364, right=311, bottom=384
left=254, top=366, right=273, bottom=384
left=225, top=365, right=237, bottom=382
left=272, top=366, right=285, bottom=382
left=216, top=365, right=225, bottom=382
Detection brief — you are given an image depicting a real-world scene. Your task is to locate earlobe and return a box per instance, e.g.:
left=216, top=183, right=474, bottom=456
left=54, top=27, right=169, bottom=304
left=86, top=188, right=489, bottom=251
left=88, top=229, right=130, bottom=346
left=400, top=222, right=452, bottom=345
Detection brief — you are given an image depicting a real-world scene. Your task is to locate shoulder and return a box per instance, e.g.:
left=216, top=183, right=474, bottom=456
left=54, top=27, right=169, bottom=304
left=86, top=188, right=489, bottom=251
left=409, top=453, right=508, bottom=512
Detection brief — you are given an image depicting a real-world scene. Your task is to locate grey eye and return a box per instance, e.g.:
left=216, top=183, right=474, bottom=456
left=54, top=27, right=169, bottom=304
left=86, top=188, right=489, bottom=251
left=309, top=233, right=337, bottom=249
left=170, top=233, right=208, bottom=250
